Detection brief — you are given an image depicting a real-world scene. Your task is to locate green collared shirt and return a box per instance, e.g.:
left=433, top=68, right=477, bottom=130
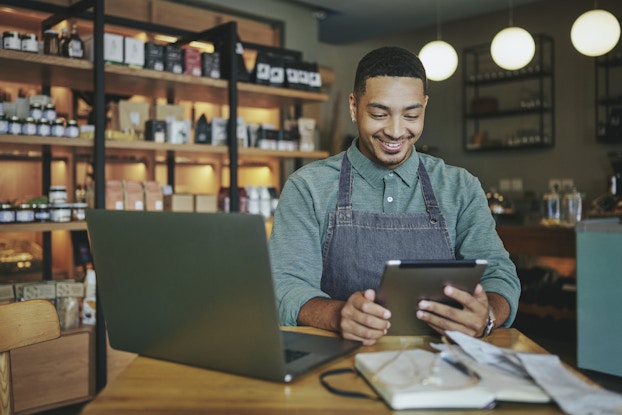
left=269, top=140, right=520, bottom=327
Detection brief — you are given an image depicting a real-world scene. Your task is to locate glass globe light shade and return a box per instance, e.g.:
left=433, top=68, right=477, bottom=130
left=571, top=9, right=621, bottom=57
left=490, top=26, right=535, bottom=70
left=418, top=40, right=458, bottom=81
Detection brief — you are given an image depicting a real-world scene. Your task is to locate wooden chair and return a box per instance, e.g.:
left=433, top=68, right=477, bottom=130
left=0, top=300, right=61, bottom=415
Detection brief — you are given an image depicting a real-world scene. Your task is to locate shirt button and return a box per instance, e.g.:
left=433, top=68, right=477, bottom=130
left=387, top=196, right=394, bottom=203
left=388, top=172, right=394, bottom=177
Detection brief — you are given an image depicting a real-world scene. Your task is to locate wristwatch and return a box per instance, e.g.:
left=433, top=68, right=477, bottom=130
left=482, top=307, right=496, bottom=337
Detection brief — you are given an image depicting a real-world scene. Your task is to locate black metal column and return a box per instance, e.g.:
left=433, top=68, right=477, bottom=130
left=92, top=0, right=107, bottom=392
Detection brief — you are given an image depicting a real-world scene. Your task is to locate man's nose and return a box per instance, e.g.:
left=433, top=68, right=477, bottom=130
left=384, top=117, right=407, bottom=139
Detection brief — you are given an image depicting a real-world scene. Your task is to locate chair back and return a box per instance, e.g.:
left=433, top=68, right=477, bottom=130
left=0, top=300, right=61, bottom=415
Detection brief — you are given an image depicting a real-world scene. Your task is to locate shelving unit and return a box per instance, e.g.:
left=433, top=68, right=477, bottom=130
left=595, top=42, right=622, bottom=144
left=462, top=34, right=555, bottom=151
left=0, top=0, right=329, bottom=411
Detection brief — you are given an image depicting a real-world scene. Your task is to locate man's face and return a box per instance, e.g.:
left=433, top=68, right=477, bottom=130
left=349, top=76, right=428, bottom=169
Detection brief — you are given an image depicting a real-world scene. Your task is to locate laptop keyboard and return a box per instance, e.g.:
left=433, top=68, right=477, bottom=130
left=284, top=348, right=310, bottom=363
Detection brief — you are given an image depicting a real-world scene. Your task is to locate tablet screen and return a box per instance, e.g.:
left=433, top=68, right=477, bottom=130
left=376, top=259, right=487, bottom=336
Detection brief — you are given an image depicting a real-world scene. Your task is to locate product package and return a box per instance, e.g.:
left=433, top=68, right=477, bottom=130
left=143, top=181, right=163, bottom=211
left=105, top=180, right=124, bottom=210
left=123, top=180, right=145, bottom=210
left=164, top=45, right=183, bottom=74
left=124, top=37, right=145, bottom=67
left=144, top=42, right=165, bottom=71
left=184, top=48, right=202, bottom=76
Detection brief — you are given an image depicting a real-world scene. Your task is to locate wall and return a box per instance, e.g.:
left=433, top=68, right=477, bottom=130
left=317, top=0, right=622, bottom=206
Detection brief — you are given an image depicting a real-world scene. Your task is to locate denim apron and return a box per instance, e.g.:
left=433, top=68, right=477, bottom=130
left=320, top=153, right=455, bottom=300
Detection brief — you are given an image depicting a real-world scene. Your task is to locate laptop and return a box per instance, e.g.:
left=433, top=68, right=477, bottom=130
left=85, top=209, right=360, bottom=383
left=376, top=259, right=487, bottom=336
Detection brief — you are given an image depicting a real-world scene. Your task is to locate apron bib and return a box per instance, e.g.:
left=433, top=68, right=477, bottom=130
left=321, top=154, right=455, bottom=300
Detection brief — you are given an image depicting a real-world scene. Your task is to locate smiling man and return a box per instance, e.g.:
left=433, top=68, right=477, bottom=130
left=269, top=46, right=520, bottom=346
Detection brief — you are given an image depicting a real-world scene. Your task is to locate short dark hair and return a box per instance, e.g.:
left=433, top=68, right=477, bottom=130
left=353, top=46, right=428, bottom=98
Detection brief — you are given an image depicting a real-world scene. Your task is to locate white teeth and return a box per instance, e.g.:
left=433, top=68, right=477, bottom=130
left=385, top=142, right=400, bottom=148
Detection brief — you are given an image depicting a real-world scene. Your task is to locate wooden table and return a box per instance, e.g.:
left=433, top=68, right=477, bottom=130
left=81, top=327, right=575, bottom=415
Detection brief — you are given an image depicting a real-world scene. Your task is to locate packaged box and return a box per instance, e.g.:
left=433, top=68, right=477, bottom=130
left=145, top=119, right=167, bottom=143
left=115, top=100, right=150, bottom=138
left=164, top=45, right=183, bottom=74
left=124, top=37, right=145, bottom=67
left=167, top=119, right=191, bottom=144
left=22, top=282, right=56, bottom=301
left=106, top=180, right=124, bottom=210
left=164, top=194, right=194, bottom=212
left=155, top=104, right=185, bottom=122
left=0, top=283, right=14, bottom=304
left=184, top=48, right=202, bottom=77
left=195, top=194, right=217, bottom=213
left=84, top=33, right=124, bottom=64
left=123, top=180, right=145, bottom=211
left=144, top=42, right=164, bottom=71
left=143, top=181, right=163, bottom=211
left=201, top=52, right=220, bottom=78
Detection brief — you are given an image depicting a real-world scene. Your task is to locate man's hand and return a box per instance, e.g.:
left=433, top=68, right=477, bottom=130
left=415, top=284, right=507, bottom=337
left=340, top=289, right=391, bottom=346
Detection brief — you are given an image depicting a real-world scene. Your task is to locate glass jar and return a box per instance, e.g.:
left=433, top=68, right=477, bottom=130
left=72, top=202, right=87, bottom=221
left=56, top=296, right=80, bottom=329
left=0, top=113, right=7, bottom=134
left=43, top=103, right=56, bottom=121
left=37, top=118, right=51, bottom=136
left=0, top=203, right=16, bottom=224
left=15, top=203, right=34, bottom=223
left=21, top=117, right=37, bottom=136
left=43, top=29, right=59, bottom=55
left=65, top=120, right=79, bottom=138
left=33, top=203, right=51, bottom=222
left=3, top=31, right=21, bottom=51
left=49, top=185, right=68, bottom=204
left=8, top=116, right=22, bottom=135
left=29, top=102, right=43, bottom=120
left=51, top=119, right=65, bottom=137
left=49, top=203, right=72, bottom=222
left=20, top=33, right=38, bottom=53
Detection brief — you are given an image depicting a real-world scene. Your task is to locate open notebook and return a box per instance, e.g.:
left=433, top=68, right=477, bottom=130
left=86, top=210, right=360, bottom=383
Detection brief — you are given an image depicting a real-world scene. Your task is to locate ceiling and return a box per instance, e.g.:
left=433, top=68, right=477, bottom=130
left=284, top=0, right=543, bottom=44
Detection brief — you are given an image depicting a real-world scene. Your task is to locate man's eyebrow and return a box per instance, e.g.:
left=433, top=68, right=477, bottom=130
left=367, top=102, right=424, bottom=111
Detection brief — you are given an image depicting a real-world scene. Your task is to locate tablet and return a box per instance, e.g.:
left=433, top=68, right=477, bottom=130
left=376, top=259, right=488, bottom=336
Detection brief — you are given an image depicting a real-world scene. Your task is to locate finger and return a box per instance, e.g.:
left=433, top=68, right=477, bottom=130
left=416, top=308, right=480, bottom=337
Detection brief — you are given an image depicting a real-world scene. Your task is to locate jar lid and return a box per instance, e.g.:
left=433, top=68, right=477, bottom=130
left=45, top=103, right=55, bottom=108
left=53, top=119, right=64, bottom=125
left=49, top=185, right=67, bottom=190
left=0, top=203, right=14, bottom=209
left=30, top=102, right=42, bottom=108
left=37, top=118, right=50, bottom=124
left=33, top=203, right=48, bottom=208
left=3, top=31, right=19, bottom=37
left=9, top=116, right=20, bottom=121
left=72, top=202, right=88, bottom=208
left=17, top=203, right=33, bottom=209
left=25, top=117, right=35, bottom=123
left=21, top=33, right=37, bottom=39
left=43, top=29, right=59, bottom=35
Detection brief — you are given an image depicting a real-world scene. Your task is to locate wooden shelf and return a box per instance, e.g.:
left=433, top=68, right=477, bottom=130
left=0, top=221, right=87, bottom=233
left=0, top=134, right=329, bottom=160
left=0, top=49, right=328, bottom=108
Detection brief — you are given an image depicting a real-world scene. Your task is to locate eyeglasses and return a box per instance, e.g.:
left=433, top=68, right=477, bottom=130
left=369, top=336, right=481, bottom=390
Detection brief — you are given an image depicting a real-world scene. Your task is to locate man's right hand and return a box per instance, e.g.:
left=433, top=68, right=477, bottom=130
left=340, top=289, right=391, bottom=346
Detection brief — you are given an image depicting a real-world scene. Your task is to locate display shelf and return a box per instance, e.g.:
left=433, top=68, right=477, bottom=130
left=0, top=49, right=328, bottom=109
left=0, top=221, right=87, bottom=233
left=595, top=45, right=622, bottom=144
left=462, top=34, right=555, bottom=151
left=0, top=134, right=329, bottom=160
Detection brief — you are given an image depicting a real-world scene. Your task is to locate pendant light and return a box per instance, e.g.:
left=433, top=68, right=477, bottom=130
left=490, top=0, right=535, bottom=70
left=571, top=5, right=620, bottom=57
left=418, top=0, right=458, bottom=81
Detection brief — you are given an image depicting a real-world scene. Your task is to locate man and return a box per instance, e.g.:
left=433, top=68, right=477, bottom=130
left=269, top=46, right=520, bottom=346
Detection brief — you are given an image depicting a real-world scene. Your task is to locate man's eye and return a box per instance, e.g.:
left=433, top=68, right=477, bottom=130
left=405, top=114, right=419, bottom=121
left=371, top=113, right=387, bottom=119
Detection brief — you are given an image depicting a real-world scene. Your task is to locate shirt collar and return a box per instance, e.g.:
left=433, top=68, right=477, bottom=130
left=346, top=138, right=419, bottom=188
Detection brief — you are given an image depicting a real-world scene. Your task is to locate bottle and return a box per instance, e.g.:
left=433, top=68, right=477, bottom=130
left=82, top=269, right=97, bottom=325
left=541, top=184, right=560, bottom=226
left=67, top=24, right=84, bottom=59
left=259, top=186, right=272, bottom=219
left=247, top=186, right=260, bottom=215
left=561, top=187, right=582, bottom=227
left=58, top=27, right=70, bottom=57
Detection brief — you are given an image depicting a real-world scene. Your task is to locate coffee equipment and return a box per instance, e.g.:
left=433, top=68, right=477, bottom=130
left=589, top=150, right=622, bottom=217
